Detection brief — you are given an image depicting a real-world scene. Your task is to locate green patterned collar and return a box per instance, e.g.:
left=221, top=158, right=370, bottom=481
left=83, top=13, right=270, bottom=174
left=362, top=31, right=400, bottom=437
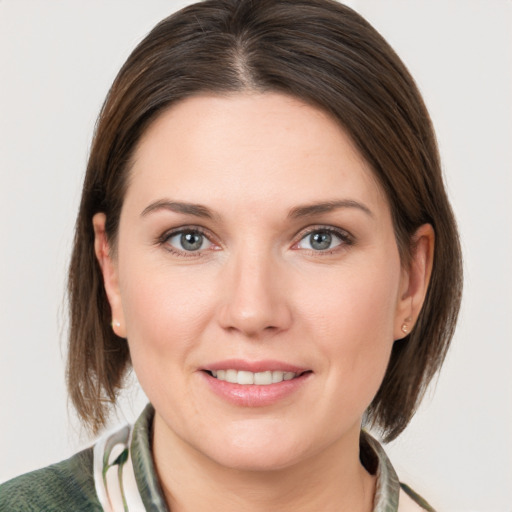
left=130, top=403, right=169, bottom=511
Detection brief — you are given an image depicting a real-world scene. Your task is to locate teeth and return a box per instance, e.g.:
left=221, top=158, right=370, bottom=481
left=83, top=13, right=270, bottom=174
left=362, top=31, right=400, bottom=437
left=210, top=369, right=297, bottom=385
left=237, top=370, right=254, bottom=385
left=226, top=369, right=238, bottom=383
left=272, top=371, right=284, bottom=383
left=254, top=371, right=272, bottom=385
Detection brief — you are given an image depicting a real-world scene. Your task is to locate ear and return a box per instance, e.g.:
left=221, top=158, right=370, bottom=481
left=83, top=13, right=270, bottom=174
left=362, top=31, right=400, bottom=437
left=92, top=213, right=126, bottom=338
left=394, top=224, right=435, bottom=340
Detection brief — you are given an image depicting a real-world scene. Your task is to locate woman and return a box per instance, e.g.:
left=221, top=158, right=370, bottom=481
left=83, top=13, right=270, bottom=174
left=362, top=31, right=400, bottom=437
left=0, top=0, right=462, bottom=510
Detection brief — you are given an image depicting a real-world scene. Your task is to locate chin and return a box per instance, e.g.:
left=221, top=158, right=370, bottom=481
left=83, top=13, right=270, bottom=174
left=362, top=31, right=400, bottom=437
left=195, top=422, right=314, bottom=472
left=207, top=445, right=304, bottom=473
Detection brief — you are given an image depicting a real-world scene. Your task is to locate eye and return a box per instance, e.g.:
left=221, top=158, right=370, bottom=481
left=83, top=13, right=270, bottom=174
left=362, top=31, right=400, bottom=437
left=165, top=229, right=213, bottom=252
left=295, top=228, right=348, bottom=252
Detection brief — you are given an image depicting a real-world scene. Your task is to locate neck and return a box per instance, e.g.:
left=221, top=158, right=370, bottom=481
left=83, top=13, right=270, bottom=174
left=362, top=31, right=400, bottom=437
left=152, top=415, right=376, bottom=512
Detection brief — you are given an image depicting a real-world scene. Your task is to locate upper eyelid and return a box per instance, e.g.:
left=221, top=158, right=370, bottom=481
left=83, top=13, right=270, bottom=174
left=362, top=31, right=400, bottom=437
left=159, top=225, right=214, bottom=241
left=294, top=224, right=352, bottom=241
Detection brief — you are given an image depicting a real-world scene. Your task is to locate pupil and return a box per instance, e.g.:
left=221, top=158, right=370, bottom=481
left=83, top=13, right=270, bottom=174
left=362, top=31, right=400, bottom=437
left=310, top=231, right=331, bottom=250
left=181, top=232, right=203, bottom=251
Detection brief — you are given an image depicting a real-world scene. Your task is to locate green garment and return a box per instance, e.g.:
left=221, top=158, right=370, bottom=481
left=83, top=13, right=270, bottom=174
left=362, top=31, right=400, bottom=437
left=0, top=404, right=434, bottom=511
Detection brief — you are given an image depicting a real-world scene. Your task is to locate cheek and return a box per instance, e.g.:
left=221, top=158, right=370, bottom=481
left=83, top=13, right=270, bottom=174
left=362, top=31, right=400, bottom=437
left=298, top=258, right=401, bottom=404
left=300, top=258, right=400, bottom=338
left=117, top=256, right=217, bottom=373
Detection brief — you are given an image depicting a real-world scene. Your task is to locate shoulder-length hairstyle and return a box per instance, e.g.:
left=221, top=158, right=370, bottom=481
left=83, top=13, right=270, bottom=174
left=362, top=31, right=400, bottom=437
left=68, top=0, right=462, bottom=441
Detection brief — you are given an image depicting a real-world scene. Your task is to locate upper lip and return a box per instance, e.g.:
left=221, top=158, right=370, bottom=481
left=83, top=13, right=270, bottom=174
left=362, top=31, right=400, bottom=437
left=202, top=359, right=309, bottom=374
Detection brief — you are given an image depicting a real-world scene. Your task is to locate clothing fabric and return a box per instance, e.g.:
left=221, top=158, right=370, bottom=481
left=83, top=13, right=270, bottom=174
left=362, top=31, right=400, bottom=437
left=0, top=404, right=435, bottom=511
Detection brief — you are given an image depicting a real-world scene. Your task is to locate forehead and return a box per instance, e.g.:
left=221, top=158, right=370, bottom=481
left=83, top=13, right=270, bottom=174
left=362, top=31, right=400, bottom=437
left=125, top=92, right=387, bottom=214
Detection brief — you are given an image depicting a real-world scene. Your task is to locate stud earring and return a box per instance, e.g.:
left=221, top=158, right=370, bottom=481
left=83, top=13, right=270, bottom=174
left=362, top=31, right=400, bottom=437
left=111, top=320, right=121, bottom=329
left=401, top=316, right=413, bottom=334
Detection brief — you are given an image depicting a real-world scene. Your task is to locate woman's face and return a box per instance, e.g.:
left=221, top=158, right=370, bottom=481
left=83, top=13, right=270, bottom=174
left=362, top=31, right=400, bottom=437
left=96, top=93, right=417, bottom=471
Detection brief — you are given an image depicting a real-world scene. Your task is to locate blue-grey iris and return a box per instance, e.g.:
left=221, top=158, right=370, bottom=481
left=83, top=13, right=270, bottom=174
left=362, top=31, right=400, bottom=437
left=181, top=232, right=203, bottom=251
left=310, top=231, right=332, bottom=250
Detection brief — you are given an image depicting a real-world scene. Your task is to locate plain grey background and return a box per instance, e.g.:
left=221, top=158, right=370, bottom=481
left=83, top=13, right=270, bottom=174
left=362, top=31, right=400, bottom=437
left=1, top=1, right=511, bottom=510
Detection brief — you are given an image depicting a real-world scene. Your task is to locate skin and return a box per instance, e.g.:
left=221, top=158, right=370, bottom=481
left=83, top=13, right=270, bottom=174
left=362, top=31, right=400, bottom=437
left=93, top=93, right=434, bottom=512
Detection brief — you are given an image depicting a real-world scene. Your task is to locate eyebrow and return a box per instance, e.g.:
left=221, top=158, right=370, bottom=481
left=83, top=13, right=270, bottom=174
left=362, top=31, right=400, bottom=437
left=140, top=198, right=373, bottom=220
left=140, top=200, right=215, bottom=219
left=288, top=200, right=373, bottom=219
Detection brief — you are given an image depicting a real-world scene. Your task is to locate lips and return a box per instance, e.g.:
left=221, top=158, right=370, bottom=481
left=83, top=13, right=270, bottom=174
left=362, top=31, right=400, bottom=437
left=204, top=359, right=307, bottom=374
left=200, top=359, right=312, bottom=407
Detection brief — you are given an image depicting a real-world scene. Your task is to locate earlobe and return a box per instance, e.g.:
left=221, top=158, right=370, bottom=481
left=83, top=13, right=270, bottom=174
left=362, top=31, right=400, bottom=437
left=92, top=213, right=127, bottom=338
left=394, top=224, right=435, bottom=340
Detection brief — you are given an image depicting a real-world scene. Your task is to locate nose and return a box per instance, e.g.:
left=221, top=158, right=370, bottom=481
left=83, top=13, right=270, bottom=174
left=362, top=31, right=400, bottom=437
left=217, top=246, right=293, bottom=338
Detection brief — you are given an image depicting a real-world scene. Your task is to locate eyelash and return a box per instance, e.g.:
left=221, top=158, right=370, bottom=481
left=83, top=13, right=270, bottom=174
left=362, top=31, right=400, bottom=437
left=292, top=225, right=354, bottom=255
left=157, top=226, right=217, bottom=258
left=156, top=225, right=354, bottom=257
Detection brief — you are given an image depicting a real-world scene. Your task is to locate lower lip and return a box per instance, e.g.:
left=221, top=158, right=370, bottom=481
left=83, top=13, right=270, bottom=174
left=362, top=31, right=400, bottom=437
left=201, top=371, right=311, bottom=407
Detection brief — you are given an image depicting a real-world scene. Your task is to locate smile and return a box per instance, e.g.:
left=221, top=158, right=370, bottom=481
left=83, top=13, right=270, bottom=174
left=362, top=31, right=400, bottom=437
left=201, top=360, right=312, bottom=406
left=210, top=369, right=299, bottom=385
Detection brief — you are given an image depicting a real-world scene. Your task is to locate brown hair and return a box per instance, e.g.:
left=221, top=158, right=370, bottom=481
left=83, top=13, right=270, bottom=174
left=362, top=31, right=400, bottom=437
left=68, top=0, right=462, bottom=441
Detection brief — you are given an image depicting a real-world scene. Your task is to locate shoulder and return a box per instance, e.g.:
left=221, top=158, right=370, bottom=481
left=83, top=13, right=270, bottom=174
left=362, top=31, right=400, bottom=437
left=0, top=447, right=102, bottom=512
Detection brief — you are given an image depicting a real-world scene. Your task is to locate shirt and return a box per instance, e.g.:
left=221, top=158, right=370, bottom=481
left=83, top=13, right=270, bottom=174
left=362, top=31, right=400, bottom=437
left=0, top=404, right=435, bottom=511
